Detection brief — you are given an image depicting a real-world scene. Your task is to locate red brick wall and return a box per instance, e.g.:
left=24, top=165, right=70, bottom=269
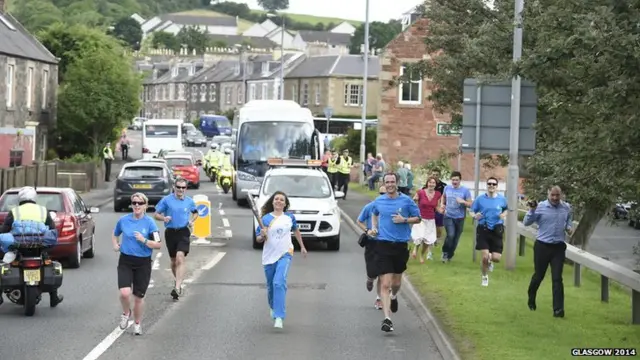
left=376, top=18, right=505, bottom=182
left=0, top=133, right=35, bottom=168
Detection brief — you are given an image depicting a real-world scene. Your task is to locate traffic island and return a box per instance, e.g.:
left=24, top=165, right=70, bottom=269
left=346, top=183, right=640, bottom=360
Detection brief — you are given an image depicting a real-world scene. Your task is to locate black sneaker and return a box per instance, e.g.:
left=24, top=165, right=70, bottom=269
left=381, top=318, right=394, bottom=332
left=171, top=288, right=180, bottom=300
left=366, top=278, right=374, bottom=292
left=390, top=297, right=398, bottom=313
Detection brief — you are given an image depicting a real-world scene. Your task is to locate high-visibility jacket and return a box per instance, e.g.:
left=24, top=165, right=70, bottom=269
left=327, top=158, right=338, bottom=173
left=102, top=146, right=113, bottom=160
left=338, top=156, right=352, bottom=174
left=205, top=150, right=222, bottom=166
left=220, top=155, right=233, bottom=172
left=12, top=203, right=47, bottom=223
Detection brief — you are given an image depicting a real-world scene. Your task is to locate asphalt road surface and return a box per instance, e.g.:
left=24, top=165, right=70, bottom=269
left=0, top=146, right=444, bottom=360
left=587, top=219, right=640, bottom=270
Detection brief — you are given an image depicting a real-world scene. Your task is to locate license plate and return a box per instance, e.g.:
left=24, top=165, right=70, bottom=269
left=174, top=171, right=182, bottom=175
left=133, top=184, right=152, bottom=189
left=299, top=223, right=311, bottom=230
left=24, top=269, right=40, bottom=283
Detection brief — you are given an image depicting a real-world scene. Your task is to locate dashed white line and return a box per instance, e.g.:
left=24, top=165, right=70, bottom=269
left=222, top=218, right=230, bottom=227
left=148, top=279, right=155, bottom=288
left=82, top=322, right=134, bottom=360
left=219, top=209, right=225, bottom=216
left=224, top=229, right=232, bottom=238
left=152, top=252, right=162, bottom=270
left=201, top=251, right=227, bottom=270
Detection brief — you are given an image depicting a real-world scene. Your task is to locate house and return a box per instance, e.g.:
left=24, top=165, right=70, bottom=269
left=141, top=13, right=238, bottom=38
left=291, top=31, right=352, bottom=55
left=130, top=13, right=145, bottom=25
left=0, top=4, right=58, bottom=166
left=207, top=34, right=276, bottom=50
left=141, top=61, right=205, bottom=119
left=242, top=19, right=278, bottom=37
left=246, top=53, right=305, bottom=102
left=376, top=13, right=503, bottom=180
left=329, top=21, right=357, bottom=35
left=264, top=27, right=296, bottom=50
left=283, top=54, right=379, bottom=118
left=218, top=59, right=253, bottom=114
left=186, top=60, right=238, bottom=120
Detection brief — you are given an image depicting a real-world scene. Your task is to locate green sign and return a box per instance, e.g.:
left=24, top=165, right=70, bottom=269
left=436, top=122, right=462, bottom=136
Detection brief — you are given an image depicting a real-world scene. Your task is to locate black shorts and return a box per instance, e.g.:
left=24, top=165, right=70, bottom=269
left=117, top=253, right=152, bottom=298
left=364, top=240, right=378, bottom=279
left=372, top=241, right=410, bottom=276
left=165, top=227, right=191, bottom=258
left=475, top=225, right=504, bottom=253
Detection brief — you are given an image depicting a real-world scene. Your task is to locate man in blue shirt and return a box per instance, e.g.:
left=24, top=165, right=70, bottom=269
left=367, top=173, right=420, bottom=333
left=470, top=177, right=507, bottom=287
left=357, top=185, right=387, bottom=310
left=154, top=177, right=198, bottom=300
left=524, top=185, right=573, bottom=318
left=440, top=171, right=473, bottom=262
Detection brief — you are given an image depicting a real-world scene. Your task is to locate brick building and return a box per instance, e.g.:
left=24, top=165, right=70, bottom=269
left=376, top=13, right=505, bottom=181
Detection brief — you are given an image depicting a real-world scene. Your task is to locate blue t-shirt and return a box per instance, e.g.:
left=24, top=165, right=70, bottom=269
left=255, top=212, right=298, bottom=236
left=443, top=185, right=472, bottom=219
left=113, top=214, right=159, bottom=258
left=371, top=193, right=420, bottom=243
left=357, top=202, right=375, bottom=229
left=155, top=194, right=198, bottom=229
left=471, top=194, right=508, bottom=229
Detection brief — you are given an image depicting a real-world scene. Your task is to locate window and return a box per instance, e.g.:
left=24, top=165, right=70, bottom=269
left=237, top=85, right=243, bottom=104
left=169, top=83, right=175, bottom=100
left=249, top=84, right=256, bottom=101
left=315, top=84, right=320, bottom=105
left=343, top=84, right=362, bottom=106
left=263, top=175, right=332, bottom=198
left=200, top=84, right=207, bottom=102
left=399, top=65, right=422, bottom=104
left=191, top=85, right=198, bottom=102
left=6, top=64, right=14, bottom=107
left=226, top=88, right=232, bottom=104
left=26, top=67, right=34, bottom=109
left=292, top=85, right=297, bottom=102
left=178, top=84, right=185, bottom=100
left=163, top=85, right=169, bottom=101
left=121, top=166, right=164, bottom=178
left=302, top=83, right=309, bottom=105
left=209, top=84, right=216, bottom=102
left=261, top=62, right=268, bottom=75
left=161, top=108, right=167, bottom=117
left=144, top=124, right=179, bottom=137
left=261, top=83, right=268, bottom=100
left=190, top=111, right=198, bottom=121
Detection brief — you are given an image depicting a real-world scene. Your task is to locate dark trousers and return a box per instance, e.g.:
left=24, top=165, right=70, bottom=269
left=104, top=159, right=112, bottom=182
left=328, top=172, right=337, bottom=189
left=442, top=217, right=465, bottom=260
left=121, top=144, right=129, bottom=160
left=527, top=240, right=566, bottom=311
left=337, top=173, right=349, bottom=197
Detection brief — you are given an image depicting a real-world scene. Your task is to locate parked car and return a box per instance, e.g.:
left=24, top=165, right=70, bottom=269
left=164, top=155, right=201, bottom=189
left=184, top=130, right=208, bottom=147
left=113, top=162, right=174, bottom=212
left=211, top=135, right=232, bottom=148
left=613, top=202, right=632, bottom=220
left=0, top=187, right=99, bottom=268
left=128, top=117, right=145, bottom=130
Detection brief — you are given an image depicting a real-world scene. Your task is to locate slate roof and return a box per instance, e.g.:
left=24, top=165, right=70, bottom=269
left=0, top=12, right=57, bottom=64
left=285, top=55, right=379, bottom=78
left=207, top=34, right=276, bottom=49
left=147, top=13, right=237, bottom=33
left=297, top=30, right=352, bottom=46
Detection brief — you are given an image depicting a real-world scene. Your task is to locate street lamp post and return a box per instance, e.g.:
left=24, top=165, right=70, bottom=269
left=359, top=0, right=370, bottom=185
left=234, top=44, right=247, bottom=104
left=267, top=13, right=286, bottom=99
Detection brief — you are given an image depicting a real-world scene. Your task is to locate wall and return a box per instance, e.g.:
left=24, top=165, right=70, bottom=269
left=0, top=128, right=35, bottom=168
left=330, top=77, right=379, bottom=117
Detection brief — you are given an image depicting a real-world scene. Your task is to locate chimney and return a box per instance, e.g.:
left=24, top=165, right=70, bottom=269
left=0, top=0, right=5, bottom=13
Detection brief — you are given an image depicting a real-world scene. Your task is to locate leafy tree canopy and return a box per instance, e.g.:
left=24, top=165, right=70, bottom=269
left=405, top=0, right=640, bottom=248
left=349, top=20, right=402, bottom=55
left=257, top=0, right=289, bottom=13
left=109, top=16, right=143, bottom=49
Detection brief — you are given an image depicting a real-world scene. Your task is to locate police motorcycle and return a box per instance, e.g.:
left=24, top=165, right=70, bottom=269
left=0, top=213, right=63, bottom=316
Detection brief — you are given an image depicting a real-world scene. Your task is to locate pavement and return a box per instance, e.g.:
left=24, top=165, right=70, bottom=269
left=0, top=146, right=451, bottom=360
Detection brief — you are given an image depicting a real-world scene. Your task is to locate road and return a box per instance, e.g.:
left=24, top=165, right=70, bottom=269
left=587, top=219, right=639, bottom=270
left=0, top=145, right=444, bottom=360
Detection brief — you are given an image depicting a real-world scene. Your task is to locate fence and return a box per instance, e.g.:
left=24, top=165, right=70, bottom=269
left=516, top=223, right=640, bottom=325
left=0, top=160, right=104, bottom=194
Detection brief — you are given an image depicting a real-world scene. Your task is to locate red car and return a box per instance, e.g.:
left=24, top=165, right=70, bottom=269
left=0, top=187, right=99, bottom=268
left=163, top=154, right=201, bottom=189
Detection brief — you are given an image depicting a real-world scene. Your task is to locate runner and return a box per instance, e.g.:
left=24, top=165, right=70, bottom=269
left=112, top=193, right=162, bottom=335
left=356, top=185, right=387, bottom=310
left=440, top=171, right=472, bottom=262
left=154, top=177, right=198, bottom=300
left=255, top=191, right=308, bottom=329
left=367, top=173, right=420, bottom=332
left=470, top=177, right=507, bottom=286
left=411, top=177, right=442, bottom=262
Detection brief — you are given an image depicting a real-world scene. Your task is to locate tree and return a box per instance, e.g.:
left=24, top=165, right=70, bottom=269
left=151, top=31, right=180, bottom=53
left=349, top=21, right=402, bottom=55
left=10, top=0, right=64, bottom=33
left=110, top=17, right=143, bottom=50
left=257, top=0, right=289, bottom=13
left=405, top=0, right=640, bottom=248
left=176, top=26, right=210, bottom=54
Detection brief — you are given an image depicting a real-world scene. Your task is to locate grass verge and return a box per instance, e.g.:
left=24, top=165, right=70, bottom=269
left=349, top=182, right=640, bottom=359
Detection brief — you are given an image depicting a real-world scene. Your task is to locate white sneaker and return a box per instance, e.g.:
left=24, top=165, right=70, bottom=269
left=119, top=310, right=130, bottom=330
left=134, top=322, right=142, bottom=335
left=2, top=251, right=16, bottom=263
left=274, top=318, right=283, bottom=328
left=481, top=275, right=489, bottom=287
left=426, top=252, right=433, bottom=260
left=488, top=262, right=494, bottom=272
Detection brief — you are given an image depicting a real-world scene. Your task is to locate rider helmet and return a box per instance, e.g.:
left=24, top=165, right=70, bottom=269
left=18, top=186, right=37, bottom=202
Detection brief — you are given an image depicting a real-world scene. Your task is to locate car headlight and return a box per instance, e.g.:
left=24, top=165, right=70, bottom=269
left=237, top=171, right=257, bottom=182
left=323, top=206, right=339, bottom=216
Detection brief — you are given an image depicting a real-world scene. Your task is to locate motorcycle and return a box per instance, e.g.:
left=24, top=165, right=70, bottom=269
left=205, top=163, right=219, bottom=183
left=218, top=168, right=233, bottom=194
left=0, top=245, right=63, bottom=316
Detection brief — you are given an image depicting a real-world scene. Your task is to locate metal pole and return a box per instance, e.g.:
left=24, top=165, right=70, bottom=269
left=472, top=86, right=481, bottom=262
left=326, top=117, right=330, bottom=134
left=457, top=137, right=462, bottom=170
left=279, top=15, right=285, bottom=100
left=241, top=49, right=247, bottom=103
left=359, top=0, right=370, bottom=185
left=505, top=0, right=524, bottom=271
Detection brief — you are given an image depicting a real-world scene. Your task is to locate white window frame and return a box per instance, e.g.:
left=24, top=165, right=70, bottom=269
left=42, top=69, right=49, bottom=109
left=249, top=84, right=256, bottom=101
left=169, top=83, right=175, bottom=100
left=191, top=85, right=198, bottom=102
left=209, top=84, right=216, bottom=102
left=178, top=84, right=185, bottom=100
left=261, top=83, right=268, bottom=100
left=292, top=85, right=297, bottom=102
left=26, top=67, right=34, bottom=109
left=398, top=65, right=422, bottom=105
left=315, top=84, right=320, bottom=105
left=302, top=83, right=309, bottom=105
left=6, top=63, right=15, bottom=107
left=226, top=88, right=232, bottom=104
left=237, top=85, right=243, bottom=104
left=344, top=84, right=362, bottom=107
left=200, top=84, right=207, bottom=102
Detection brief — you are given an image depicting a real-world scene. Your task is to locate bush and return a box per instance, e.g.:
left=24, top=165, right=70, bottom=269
left=64, top=153, right=96, bottom=164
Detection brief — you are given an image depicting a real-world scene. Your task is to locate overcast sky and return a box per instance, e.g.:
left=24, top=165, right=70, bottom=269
left=232, top=0, right=422, bottom=22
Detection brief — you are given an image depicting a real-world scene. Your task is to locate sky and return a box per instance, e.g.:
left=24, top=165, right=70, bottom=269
left=232, top=0, right=422, bottom=22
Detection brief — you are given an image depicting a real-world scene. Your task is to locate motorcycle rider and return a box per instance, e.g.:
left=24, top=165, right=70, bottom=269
left=220, top=147, right=233, bottom=172
left=204, top=143, right=222, bottom=181
left=0, top=186, right=64, bottom=307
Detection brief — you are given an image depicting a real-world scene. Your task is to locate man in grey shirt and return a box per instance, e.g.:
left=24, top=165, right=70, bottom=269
left=396, top=161, right=409, bottom=195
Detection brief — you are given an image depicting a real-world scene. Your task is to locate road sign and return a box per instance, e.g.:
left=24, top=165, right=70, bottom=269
left=436, top=122, right=461, bottom=136
left=323, top=106, right=333, bottom=134
left=192, top=194, right=211, bottom=241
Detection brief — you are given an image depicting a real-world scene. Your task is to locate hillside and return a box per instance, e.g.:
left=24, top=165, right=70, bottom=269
left=248, top=9, right=361, bottom=27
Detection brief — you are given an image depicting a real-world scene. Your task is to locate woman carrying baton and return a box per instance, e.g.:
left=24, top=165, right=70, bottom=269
left=112, top=193, right=162, bottom=335
left=255, top=191, right=307, bottom=329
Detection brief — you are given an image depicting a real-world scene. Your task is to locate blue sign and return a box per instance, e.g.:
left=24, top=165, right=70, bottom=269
left=196, top=204, right=209, bottom=217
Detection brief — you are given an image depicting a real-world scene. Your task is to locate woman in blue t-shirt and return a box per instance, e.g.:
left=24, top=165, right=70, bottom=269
left=111, top=193, right=162, bottom=336
left=255, top=191, right=307, bottom=329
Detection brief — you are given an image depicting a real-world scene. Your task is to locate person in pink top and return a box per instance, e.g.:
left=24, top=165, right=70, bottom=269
left=411, top=177, right=443, bottom=262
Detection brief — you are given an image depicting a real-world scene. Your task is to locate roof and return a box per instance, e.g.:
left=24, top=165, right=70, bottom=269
left=0, top=13, right=58, bottom=64
left=298, top=30, right=352, bottom=46
left=285, top=54, right=379, bottom=78
left=147, top=13, right=237, bottom=32
left=207, top=34, right=276, bottom=49
left=123, top=162, right=166, bottom=168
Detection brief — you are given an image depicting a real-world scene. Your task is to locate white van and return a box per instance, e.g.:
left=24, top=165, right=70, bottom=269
left=142, top=119, right=183, bottom=159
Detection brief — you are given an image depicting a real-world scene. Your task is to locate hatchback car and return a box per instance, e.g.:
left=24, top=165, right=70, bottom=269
left=184, top=130, right=208, bottom=147
left=0, top=187, right=99, bottom=268
left=164, top=155, right=201, bottom=189
left=113, top=162, right=173, bottom=211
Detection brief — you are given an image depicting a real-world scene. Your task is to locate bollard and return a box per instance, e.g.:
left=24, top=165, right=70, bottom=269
left=518, top=234, right=526, bottom=256
left=192, top=194, right=212, bottom=244
left=634, top=269, right=640, bottom=325
left=573, top=262, right=581, bottom=287
left=600, top=257, right=609, bottom=303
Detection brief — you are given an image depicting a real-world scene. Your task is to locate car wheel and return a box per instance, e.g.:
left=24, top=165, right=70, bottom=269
left=68, top=239, right=82, bottom=268
left=327, top=234, right=340, bottom=251
left=83, top=231, right=96, bottom=258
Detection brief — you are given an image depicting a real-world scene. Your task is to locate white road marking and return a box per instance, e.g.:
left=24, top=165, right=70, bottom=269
left=219, top=209, right=225, bottom=216
left=222, top=218, right=230, bottom=227
left=148, top=279, right=155, bottom=288
left=81, top=321, right=133, bottom=360
left=218, top=202, right=223, bottom=209
left=224, top=229, right=232, bottom=238
left=201, top=251, right=226, bottom=270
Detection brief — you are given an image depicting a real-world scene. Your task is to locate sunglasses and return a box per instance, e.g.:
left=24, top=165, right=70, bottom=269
left=175, top=186, right=187, bottom=190
left=131, top=201, right=146, bottom=206
left=487, top=183, right=498, bottom=186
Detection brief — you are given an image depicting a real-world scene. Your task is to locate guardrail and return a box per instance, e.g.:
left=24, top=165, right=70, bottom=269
left=516, top=223, right=640, bottom=324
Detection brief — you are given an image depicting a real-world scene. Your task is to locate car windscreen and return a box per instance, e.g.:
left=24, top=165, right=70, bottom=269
left=212, top=136, right=231, bottom=144
left=145, top=125, right=179, bottom=137
left=165, top=158, right=192, bottom=167
left=215, top=118, right=231, bottom=128
left=262, top=175, right=332, bottom=198
left=121, top=166, right=164, bottom=178
left=0, top=193, right=65, bottom=212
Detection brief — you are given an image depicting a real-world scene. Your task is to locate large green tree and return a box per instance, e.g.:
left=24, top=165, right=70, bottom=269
left=9, top=0, right=64, bottom=33
left=257, top=0, right=289, bottom=13
left=349, top=21, right=402, bottom=55
left=109, top=16, right=143, bottom=49
left=406, top=0, right=640, bottom=248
